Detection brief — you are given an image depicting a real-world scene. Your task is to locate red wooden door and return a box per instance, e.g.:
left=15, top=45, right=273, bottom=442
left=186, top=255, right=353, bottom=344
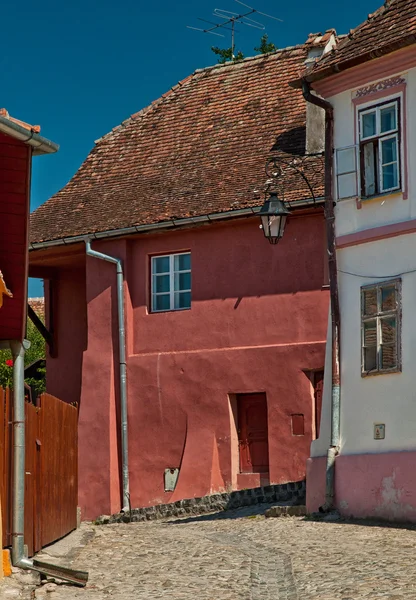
left=237, top=393, right=269, bottom=473
left=314, top=371, right=324, bottom=439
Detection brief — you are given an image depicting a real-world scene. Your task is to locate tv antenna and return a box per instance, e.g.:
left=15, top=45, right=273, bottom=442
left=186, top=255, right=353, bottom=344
left=187, top=0, right=282, bottom=59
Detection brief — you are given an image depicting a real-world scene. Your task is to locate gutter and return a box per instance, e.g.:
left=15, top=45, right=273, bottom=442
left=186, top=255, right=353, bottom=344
left=302, top=82, right=340, bottom=512
left=0, top=116, right=59, bottom=155
left=85, top=241, right=130, bottom=513
left=30, top=198, right=324, bottom=251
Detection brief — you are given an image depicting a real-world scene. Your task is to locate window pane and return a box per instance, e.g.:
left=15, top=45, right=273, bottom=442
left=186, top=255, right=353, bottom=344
left=363, top=143, right=376, bottom=196
left=380, top=105, right=397, bottom=133
left=363, top=288, right=377, bottom=316
left=364, top=346, right=377, bottom=372
left=381, top=317, right=396, bottom=344
left=153, top=274, right=170, bottom=293
left=336, top=147, right=356, bottom=175
left=363, top=320, right=377, bottom=346
left=174, top=253, right=191, bottom=271
left=338, top=173, right=357, bottom=199
left=153, top=256, right=170, bottom=274
left=381, top=344, right=397, bottom=370
left=154, top=294, right=170, bottom=311
left=174, top=291, right=191, bottom=310
left=362, top=112, right=376, bottom=138
left=174, top=271, right=191, bottom=291
left=382, top=162, right=398, bottom=191
left=381, top=287, right=396, bottom=312
left=381, top=137, right=397, bottom=165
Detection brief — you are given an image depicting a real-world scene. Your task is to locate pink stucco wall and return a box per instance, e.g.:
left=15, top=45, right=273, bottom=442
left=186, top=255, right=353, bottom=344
left=45, top=269, right=87, bottom=404
left=307, top=453, right=416, bottom=522
left=45, top=214, right=329, bottom=519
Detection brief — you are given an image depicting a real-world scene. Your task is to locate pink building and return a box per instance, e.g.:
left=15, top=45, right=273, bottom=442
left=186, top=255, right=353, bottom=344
left=30, top=41, right=331, bottom=520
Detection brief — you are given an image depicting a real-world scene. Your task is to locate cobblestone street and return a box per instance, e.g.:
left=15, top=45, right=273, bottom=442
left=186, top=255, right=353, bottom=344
left=4, top=506, right=416, bottom=599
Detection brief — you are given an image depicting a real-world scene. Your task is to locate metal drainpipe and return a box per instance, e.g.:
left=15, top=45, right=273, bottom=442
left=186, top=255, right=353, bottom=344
left=10, top=339, right=30, bottom=567
left=302, top=81, right=341, bottom=511
left=85, top=240, right=130, bottom=512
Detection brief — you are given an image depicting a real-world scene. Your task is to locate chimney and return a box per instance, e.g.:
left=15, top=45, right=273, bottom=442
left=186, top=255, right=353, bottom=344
left=304, top=30, right=337, bottom=154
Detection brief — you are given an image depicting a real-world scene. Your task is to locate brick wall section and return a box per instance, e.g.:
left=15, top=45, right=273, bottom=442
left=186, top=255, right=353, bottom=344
left=100, top=481, right=306, bottom=524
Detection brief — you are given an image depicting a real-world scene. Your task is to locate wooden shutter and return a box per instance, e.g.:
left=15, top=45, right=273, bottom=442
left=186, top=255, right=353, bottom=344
left=335, top=145, right=359, bottom=199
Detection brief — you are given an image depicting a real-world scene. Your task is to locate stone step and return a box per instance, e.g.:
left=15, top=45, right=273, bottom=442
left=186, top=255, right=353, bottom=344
left=265, top=505, right=307, bottom=518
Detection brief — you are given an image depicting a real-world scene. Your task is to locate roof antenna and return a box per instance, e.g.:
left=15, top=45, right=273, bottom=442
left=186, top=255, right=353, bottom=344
left=187, top=0, right=283, bottom=60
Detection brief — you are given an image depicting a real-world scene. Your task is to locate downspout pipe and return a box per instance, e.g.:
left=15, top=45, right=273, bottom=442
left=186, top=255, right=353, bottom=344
left=302, top=81, right=341, bottom=512
left=85, top=240, right=130, bottom=512
left=10, top=339, right=30, bottom=568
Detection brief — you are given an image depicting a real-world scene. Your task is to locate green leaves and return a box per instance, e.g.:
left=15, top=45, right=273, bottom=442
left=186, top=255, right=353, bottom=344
left=211, top=34, right=277, bottom=64
left=0, top=316, right=46, bottom=394
left=211, top=46, right=244, bottom=64
left=254, top=34, right=277, bottom=54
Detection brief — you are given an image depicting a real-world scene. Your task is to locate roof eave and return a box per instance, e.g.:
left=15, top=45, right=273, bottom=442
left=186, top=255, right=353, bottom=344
left=290, top=33, right=416, bottom=90
left=0, top=115, right=59, bottom=155
left=30, top=197, right=324, bottom=250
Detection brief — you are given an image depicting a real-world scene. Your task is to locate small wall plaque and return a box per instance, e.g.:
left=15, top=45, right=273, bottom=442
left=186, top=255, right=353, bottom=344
left=164, top=468, right=179, bottom=492
left=374, top=423, right=385, bottom=440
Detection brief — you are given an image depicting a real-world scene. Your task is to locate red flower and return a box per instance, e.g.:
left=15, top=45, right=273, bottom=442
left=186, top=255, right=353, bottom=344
left=5, top=359, right=13, bottom=367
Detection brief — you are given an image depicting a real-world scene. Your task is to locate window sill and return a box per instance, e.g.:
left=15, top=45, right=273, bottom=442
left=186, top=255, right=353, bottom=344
left=149, top=307, right=191, bottom=314
left=360, top=189, right=402, bottom=203
left=337, top=190, right=403, bottom=204
left=361, top=368, right=401, bottom=378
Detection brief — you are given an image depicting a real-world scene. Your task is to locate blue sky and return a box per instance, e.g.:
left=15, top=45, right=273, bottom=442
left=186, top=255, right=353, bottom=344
left=4, top=0, right=380, bottom=295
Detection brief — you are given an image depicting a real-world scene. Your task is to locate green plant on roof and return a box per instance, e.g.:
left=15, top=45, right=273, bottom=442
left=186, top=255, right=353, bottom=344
left=254, top=34, right=277, bottom=54
left=211, top=46, right=245, bottom=64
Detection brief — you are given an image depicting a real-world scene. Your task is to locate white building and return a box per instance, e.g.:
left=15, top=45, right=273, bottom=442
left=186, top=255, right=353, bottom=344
left=302, top=0, right=416, bottom=520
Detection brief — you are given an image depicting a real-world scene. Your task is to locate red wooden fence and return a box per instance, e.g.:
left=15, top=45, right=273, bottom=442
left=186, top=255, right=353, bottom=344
left=0, top=390, right=78, bottom=556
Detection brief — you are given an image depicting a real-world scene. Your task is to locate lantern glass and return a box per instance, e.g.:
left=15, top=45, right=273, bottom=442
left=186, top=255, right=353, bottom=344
left=259, top=193, right=290, bottom=244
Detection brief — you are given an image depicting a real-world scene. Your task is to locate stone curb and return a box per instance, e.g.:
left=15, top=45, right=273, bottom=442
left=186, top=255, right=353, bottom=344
left=264, top=505, right=307, bottom=518
left=96, top=480, right=306, bottom=525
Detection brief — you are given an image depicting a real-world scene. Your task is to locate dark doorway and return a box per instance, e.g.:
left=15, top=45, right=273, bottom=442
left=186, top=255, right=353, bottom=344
left=237, top=393, right=269, bottom=474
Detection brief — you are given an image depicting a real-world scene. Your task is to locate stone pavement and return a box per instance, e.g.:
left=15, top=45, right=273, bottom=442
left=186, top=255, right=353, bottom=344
left=2, top=504, right=416, bottom=599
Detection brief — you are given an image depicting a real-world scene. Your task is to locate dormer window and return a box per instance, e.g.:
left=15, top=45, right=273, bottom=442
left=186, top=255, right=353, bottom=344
left=359, top=100, right=400, bottom=197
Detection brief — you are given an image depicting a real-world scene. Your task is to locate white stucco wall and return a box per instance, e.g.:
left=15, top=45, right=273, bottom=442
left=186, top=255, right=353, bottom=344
left=310, top=310, right=332, bottom=458
left=311, top=61, right=416, bottom=459
left=331, top=65, right=416, bottom=238
left=338, top=235, right=416, bottom=455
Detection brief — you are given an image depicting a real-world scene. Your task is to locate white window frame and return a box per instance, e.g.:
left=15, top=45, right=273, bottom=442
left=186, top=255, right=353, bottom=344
left=151, top=252, right=191, bottom=313
left=359, top=99, right=401, bottom=197
left=361, top=279, right=401, bottom=377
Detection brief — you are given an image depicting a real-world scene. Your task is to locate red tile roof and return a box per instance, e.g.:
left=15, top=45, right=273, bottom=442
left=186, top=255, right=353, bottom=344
left=300, top=0, right=416, bottom=84
left=0, top=108, right=41, bottom=133
left=30, top=45, right=324, bottom=245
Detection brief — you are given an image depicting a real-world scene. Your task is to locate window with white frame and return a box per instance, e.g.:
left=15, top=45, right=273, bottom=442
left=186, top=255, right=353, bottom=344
left=359, top=100, right=400, bottom=197
left=361, top=279, right=401, bottom=376
left=335, top=98, right=401, bottom=200
left=151, top=252, right=191, bottom=312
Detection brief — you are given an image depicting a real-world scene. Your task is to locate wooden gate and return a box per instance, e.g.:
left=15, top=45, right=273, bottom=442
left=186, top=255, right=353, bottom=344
left=0, top=390, right=78, bottom=556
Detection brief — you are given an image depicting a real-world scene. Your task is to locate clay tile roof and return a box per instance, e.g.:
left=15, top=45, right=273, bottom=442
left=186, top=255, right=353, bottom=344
left=302, top=0, right=416, bottom=84
left=30, top=45, right=324, bottom=245
left=0, top=108, right=41, bottom=133
left=28, top=297, right=45, bottom=319
left=304, top=30, right=337, bottom=48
